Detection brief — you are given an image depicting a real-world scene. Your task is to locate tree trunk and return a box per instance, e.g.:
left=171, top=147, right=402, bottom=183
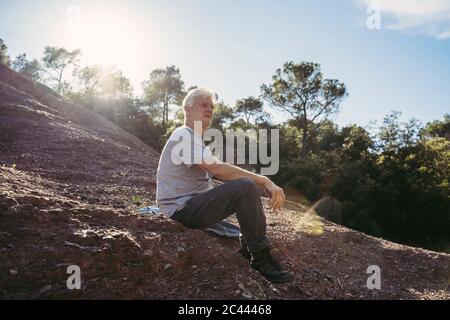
left=165, top=105, right=169, bottom=123
left=57, top=65, right=66, bottom=94
left=300, top=124, right=308, bottom=159
left=162, top=100, right=168, bottom=128
left=164, top=104, right=168, bottom=125
left=57, top=71, right=63, bottom=94
left=162, top=107, right=166, bottom=127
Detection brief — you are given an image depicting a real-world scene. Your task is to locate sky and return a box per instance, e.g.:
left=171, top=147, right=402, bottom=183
left=1, top=0, right=449, bottom=127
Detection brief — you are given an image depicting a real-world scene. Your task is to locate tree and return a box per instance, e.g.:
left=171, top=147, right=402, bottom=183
left=308, top=119, right=343, bottom=153
left=261, top=61, right=347, bottom=158
left=211, top=100, right=236, bottom=130
left=376, top=111, right=421, bottom=153
left=116, top=98, right=167, bottom=152
left=422, top=114, right=450, bottom=140
left=72, top=66, right=132, bottom=107
left=142, top=65, right=184, bottom=127
left=255, top=111, right=273, bottom=126
left=235, top=97, right=263, bottom=124
left=77, top=65, right=105, bottom=96
left=0, top=38, right=11, bottom=66
left=12, top=54, right=43, bottom=81
left=341, top=125, right=374, bottom=160
left=42, top=46, right=81, bottom=94
left=99, top=70, right=132, bottom=100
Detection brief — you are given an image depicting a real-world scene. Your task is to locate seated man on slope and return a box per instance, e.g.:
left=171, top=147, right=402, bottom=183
left=156, top=88, right=293, bottom=283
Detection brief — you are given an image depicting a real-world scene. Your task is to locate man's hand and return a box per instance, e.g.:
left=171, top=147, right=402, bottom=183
left=263, top=178, right=286, bottom=212
left=197, top=161, right=286, bottom=211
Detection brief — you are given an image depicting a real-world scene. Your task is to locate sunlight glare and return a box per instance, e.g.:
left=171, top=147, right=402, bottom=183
left=67, top=8, right=151, bottom=88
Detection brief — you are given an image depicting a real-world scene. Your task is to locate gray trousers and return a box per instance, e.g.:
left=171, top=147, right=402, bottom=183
left=171, top=177, right=270, bottom=253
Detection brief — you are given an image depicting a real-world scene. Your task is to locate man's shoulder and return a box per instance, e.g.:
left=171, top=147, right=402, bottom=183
left=160, top=126, right=197, bottom=159
left=168, top=126, right=195, bottom=141
left=168, top=126, right=206, bottom=148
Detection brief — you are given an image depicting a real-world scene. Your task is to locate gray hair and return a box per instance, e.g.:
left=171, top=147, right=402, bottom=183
left=182, top=88, right=215, bottom=111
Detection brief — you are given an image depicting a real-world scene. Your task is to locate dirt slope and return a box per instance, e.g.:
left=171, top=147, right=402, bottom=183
left=0, top=65, right=449, bottom=299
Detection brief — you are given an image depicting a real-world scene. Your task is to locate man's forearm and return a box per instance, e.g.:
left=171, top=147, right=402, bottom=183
left=211, top=163, right=269, bottom=186
left=198, top=161, right=286, bottom=211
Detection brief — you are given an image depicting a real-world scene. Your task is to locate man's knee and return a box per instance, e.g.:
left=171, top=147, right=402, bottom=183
left=232, top=177, right=258, bottom=193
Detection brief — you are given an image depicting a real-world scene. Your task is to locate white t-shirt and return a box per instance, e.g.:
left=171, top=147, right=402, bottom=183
left=156, top=126, right=218, bottom=217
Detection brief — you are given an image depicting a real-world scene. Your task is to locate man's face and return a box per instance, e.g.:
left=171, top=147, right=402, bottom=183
left=187, top=96, right=214, bottom=130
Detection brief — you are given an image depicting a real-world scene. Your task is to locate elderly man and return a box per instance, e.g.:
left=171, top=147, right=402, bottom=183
left=156, top=88, right=293, bottom=283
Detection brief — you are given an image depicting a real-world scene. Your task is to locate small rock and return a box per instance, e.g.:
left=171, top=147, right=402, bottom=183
left=242, top=292, right=253, bottom=299
left=9, top=269, right=18, bottom=276
left=39, top=284, right=52, bottom=295
left=164, top=264, right=172, bottom=270
left=143, top=249, right=153, bottom=256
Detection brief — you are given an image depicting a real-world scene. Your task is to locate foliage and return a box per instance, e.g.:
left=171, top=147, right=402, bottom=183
left=42, top=46, right=81, bottom=94
left=3, top=40, right=447, bottom=252
left=0, top=38, right=11, bottom=66
left=12, top=53, right=43, bottom=81
left=142, top=65, right=184, bottom=127
left=261, top=61, right=347, bottom=158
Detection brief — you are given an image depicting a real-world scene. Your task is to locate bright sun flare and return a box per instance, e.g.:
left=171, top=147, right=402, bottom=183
left=67, top=9, right=148, bottom=70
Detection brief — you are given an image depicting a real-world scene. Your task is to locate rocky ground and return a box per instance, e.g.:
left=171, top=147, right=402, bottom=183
left=1, top=64, right=449, bottom=299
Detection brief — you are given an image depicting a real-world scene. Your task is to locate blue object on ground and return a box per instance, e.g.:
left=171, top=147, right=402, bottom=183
left=205, top=220, right=241, bottom=239
left=138, top=205, right=161, bottom=215
left=137, top=205, right=240, bottom=239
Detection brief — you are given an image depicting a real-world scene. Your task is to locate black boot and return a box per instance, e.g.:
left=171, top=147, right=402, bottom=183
left=250, top=247, right=294, bottom=283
